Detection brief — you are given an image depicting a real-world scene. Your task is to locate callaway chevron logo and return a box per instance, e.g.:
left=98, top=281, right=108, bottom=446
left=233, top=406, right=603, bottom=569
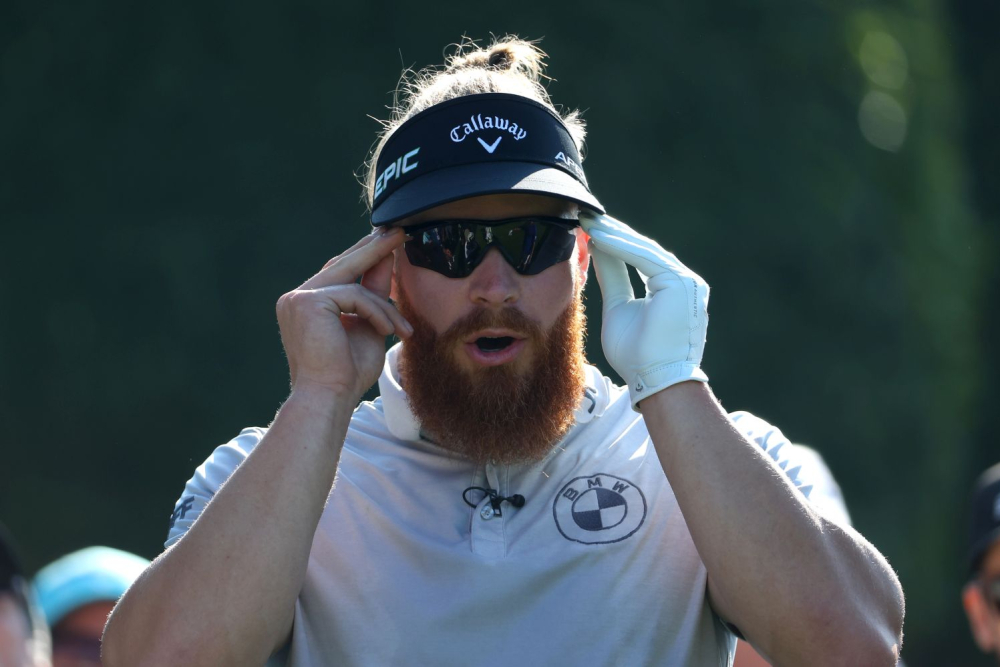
left=450, top=113, right=528, bottom=153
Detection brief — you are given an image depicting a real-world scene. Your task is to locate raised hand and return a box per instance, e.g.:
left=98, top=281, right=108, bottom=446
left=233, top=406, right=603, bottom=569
left=276, top=227, right=412, bottom=401
left=581, top=212, right=709, bottom=409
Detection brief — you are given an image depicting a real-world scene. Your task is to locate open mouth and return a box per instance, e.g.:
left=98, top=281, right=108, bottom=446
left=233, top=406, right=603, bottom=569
left=464, top=332, right=526, bottom=366
left=475, top=336, right=515, bottom=352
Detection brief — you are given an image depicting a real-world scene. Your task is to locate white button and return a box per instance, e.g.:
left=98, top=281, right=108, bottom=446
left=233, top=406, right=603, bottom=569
left=480, top=505, right=495, bottom=520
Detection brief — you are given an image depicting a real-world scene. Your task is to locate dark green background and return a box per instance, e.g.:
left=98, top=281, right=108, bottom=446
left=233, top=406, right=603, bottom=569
left=1, top=0, right=996, bottom=664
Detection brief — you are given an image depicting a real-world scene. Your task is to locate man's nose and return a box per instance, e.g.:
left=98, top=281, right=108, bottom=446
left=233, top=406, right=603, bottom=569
left=468, top=247, right=520, bottom=306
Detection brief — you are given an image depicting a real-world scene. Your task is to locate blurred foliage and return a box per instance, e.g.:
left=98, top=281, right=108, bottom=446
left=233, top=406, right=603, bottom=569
left=0, top=0, right=995, bottom=664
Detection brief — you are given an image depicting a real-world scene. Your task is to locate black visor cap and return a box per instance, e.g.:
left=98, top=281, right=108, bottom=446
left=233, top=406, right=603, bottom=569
left=370, top=93, right=604, bottom=226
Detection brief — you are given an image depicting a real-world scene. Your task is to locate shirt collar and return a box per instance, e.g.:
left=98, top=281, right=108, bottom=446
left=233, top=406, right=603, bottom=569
left=377, top=342, right=609, bottom=442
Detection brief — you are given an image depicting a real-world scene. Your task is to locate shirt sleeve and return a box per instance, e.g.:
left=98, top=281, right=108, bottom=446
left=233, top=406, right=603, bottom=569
left=165, top=427, right=267, bottom=549
left=784, top=444, right=852, bottom=526
left=728, top=411, right=815, bottom=500
left=728, top=411, right=853, bottom=526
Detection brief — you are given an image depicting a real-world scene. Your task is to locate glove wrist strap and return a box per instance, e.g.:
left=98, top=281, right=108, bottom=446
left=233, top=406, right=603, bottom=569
left=629, top=363, right=708, bottom=411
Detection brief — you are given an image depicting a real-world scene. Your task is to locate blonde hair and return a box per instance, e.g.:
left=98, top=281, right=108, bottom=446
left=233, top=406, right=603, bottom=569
left=363, top=36, right=588, bottom=209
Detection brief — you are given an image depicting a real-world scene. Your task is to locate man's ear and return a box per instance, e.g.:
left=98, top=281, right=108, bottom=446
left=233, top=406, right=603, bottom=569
left=389, top=248, right=401, bottom=302
left=963, top=582, right=997, bottom=652
left=575, top=231, right=591, bottom=288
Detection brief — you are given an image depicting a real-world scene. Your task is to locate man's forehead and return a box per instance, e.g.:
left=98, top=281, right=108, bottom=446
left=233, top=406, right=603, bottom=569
left=395, top=193, right=577, bottom=226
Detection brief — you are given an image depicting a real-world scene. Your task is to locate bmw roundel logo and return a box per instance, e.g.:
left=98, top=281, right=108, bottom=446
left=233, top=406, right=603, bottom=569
left=553, top=473, right=647, bottom=545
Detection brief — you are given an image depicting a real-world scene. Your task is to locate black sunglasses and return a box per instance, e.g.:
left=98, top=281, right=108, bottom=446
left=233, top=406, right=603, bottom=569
left=401, top=216, right=579, bottom=278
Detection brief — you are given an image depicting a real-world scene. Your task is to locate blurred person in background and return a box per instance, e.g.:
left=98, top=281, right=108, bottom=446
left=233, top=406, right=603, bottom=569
left=32, top=547, right=147, bottom=667
left=103, top=36, right=904, bottom=666
left=0, top=523, right=50, bottom=667
left=962, top=462, right=1000, bottom=664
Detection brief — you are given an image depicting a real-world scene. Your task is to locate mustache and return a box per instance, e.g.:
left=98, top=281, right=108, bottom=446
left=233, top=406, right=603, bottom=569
left=439, top=306, right=543, bottom=345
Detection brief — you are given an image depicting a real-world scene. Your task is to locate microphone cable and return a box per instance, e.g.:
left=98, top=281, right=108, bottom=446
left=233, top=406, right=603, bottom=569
left=463, top=486, right=525, bottom=517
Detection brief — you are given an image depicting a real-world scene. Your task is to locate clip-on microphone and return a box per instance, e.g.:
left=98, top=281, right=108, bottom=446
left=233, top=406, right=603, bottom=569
left=463, top=486, right=525, bottom=517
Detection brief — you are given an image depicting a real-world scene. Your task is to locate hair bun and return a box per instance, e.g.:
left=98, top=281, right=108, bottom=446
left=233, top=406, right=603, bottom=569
left=365, top=35, right=588, bottom=208
left=487, top=46, right=514, bottom=70
left=445, top=39, right=545, bottom=82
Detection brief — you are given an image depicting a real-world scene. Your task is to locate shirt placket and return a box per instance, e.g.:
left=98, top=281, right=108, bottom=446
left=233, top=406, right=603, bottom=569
left=469, top=462, right=507, bottom=559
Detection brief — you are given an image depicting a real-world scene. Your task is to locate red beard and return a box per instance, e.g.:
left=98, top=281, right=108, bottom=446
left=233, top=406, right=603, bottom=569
left=395, top=286, right=588, bottom=465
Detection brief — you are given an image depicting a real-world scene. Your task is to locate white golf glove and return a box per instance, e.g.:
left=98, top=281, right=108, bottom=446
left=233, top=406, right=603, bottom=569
left=581, top=212, right=710, bottom=410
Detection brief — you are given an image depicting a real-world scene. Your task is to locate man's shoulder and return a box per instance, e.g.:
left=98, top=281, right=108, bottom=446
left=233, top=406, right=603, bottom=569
left=165, top=402, right=394, bottom=549
left=727, top=410, right=823, bottom=503
left=193, top=426, right=269, bottom=480
left=728, top=409, right=779, bottom=435
left=580, top=364, right=632, bottom=419
left=347, top=397, right=389, bottom=432
left=726, top=410, right=794, bottom=461
left=165, top=426, right=269, bottom=548
left=560, top=367, right=651, bottom=466
left=184, top=399, right=392, bottom=485
left=577, top=374, right=792, bottom=449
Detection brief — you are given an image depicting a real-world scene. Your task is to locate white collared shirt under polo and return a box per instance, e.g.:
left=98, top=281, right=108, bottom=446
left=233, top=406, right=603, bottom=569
left=167, top=344, right=820, bottom=666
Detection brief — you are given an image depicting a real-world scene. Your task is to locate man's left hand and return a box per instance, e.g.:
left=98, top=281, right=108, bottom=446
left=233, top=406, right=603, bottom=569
left=581, top=212, right=710, bottom=409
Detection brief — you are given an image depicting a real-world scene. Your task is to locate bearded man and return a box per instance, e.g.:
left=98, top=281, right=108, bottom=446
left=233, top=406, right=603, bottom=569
left=103, top=38, right=904, bottom=666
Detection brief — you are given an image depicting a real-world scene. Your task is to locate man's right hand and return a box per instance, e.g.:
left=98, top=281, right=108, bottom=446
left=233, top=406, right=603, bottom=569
left=276, top=227, right=413, bottom=401
left=104, top=228, right=413, bottom=667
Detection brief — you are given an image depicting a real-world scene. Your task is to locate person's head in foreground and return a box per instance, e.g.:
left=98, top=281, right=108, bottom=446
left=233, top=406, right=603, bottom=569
left=366, top=37, right=604, bottom=464
left=0, top=523, right=49, bottom=667
left=963, top=462, right=1000, bottom=664
left=33, top=547, right=148, bottom=667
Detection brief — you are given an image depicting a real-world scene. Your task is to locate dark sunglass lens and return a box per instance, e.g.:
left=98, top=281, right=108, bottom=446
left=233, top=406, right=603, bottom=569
left=405, top=224, right=475, bottom=278
left=492, top=221, right=536, bottom=273
left=518, top=220, right=576, bottom=275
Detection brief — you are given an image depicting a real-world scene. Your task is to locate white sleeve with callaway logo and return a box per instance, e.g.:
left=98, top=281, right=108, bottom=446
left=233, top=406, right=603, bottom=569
left=729, top=410, right=852, bottom=526
left=165, top=427, right=267, bottom=549
left=729, top=411, right=814, bottom=498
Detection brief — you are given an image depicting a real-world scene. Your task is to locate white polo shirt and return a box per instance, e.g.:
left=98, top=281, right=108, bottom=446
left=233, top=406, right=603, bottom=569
left=167, top=345, right=817, bottom=666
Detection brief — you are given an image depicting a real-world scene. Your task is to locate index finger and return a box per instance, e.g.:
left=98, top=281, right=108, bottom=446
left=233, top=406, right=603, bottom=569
left=589, top=243, right=634, bottom=310
left=580, top=211, right=623, bottom=235
left=300, top=227, right=406, bottom=290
